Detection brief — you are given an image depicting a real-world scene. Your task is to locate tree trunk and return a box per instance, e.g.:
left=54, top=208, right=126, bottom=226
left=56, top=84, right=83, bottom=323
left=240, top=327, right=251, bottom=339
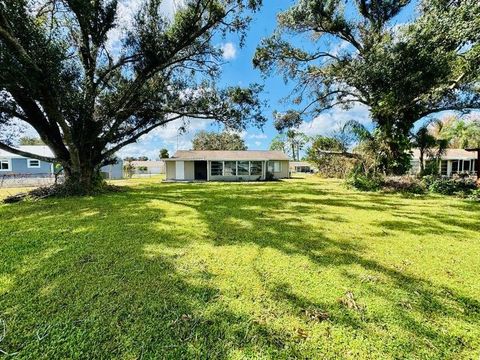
left=419, top=149, right=425, bottom=174
left=63, top=160, right=105, bottom=195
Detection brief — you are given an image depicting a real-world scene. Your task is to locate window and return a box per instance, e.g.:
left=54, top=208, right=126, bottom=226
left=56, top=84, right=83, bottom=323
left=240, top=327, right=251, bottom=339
left=451, top=160, right=459, bottom=173
left=211, top=161, right=223, bottom=176
left=472, top=160, right=477, bottom=172
left=463, top=160, right=470, bottom=172
left=0, top=159, right=10, bottom=171
left=238, top=161, right=249, bottom=175
left=250, top=161, right=262, bottom=175
left=224, top=161, right=237, bottom=176
left=268, top=161, right=281, bottom=173
left=440, top=160, right=448, bottom=176
left=27, top=159, right=41, bottom=168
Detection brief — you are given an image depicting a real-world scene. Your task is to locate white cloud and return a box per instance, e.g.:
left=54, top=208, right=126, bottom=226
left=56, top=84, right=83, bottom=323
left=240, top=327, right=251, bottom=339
left=254, top=141, right=262, bottom=147
left=298, top=104, right=372, bottom=137
left=221, top=42, right=237, bottom=60
left=118, top=117, right=213, bottom=160
left=248, top=133, right=267, bottom=139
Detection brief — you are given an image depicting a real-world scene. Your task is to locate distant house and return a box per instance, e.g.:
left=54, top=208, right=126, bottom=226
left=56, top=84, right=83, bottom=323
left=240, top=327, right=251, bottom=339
left=410, top=148, right=478, bottom=178
left=0, top=145, right=123, bottom=179
left=289, top=161, right=316, bottom=174
left=129, top=160, right=165, bottom=175
left=164, top=150, right=289, bottom=181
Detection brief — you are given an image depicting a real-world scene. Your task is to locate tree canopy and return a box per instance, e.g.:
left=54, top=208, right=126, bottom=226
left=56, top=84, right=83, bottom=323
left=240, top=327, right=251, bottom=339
left=192, top=130, right=247, bottom=150
left=0, top=0, right=264, bottom=193
left=431, top=115, right=480, bottom=149
left=254, top=0, right=480, bottom=174
left=269, top=130, right=309, bottom=161
left=159, top=148, right=170, bottom=159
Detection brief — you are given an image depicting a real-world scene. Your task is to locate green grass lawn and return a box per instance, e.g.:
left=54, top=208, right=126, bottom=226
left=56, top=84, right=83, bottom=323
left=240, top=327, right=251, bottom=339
left=1, top=176, right=479, bottom=359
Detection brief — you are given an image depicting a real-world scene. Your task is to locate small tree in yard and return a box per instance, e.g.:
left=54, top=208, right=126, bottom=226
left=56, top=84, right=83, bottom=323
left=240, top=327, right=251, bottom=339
left=159, top=148, right=169, bottom=159
left=306, top=135, right=354, bottom=178
left=0, top=0, right=264, bottom=194
left=411, top=124, right=448, bottom=175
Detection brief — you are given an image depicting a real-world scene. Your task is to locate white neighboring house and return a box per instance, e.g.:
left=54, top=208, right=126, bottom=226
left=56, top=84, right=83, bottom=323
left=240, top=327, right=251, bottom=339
left=164, top=150, right=290, bottom=181
left=289, top=161, right=317, bottom=174
left=129, top=160, right=166, bottom=175
left=410, top=148, right=478, bottom=178
left=0, top=145, right=123, bottom=179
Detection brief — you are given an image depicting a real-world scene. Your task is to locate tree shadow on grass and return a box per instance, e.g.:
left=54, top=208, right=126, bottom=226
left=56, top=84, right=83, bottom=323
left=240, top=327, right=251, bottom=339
left=0, top=180, right=479, bottom=358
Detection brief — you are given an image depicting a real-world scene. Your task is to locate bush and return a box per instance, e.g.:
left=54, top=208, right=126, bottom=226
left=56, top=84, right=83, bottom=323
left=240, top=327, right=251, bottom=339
left=346, top=172, right=383, bottom=191
left=265, top=171, right=275, bottom=181
left=427, top=178, right=477, bottom=195
left=382, top=176, right=426, bottom=194
left=467, top=189, right=480, bottom=201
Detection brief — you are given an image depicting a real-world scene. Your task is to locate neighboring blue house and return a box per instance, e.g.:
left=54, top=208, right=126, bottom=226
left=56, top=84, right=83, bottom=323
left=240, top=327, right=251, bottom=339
left=0, top=145, right=123, bottom=180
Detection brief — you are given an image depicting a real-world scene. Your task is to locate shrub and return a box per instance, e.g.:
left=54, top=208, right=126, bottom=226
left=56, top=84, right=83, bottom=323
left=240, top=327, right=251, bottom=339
left=346, top=172, right=383, bottom=191
left=427, top=178, right=476, bottom=195
left=467, top=189, right=480, bottom=201
left=383, top=176, right=426, bottom=194
left=265, top=171, right=275, bottom=181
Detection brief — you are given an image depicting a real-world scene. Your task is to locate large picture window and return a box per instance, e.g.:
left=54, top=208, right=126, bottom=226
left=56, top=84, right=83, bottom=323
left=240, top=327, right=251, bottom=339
left=268, top=161, right=281, bottom=173
left=238, top=161, right=249, bottom=175
left=250, top=161, right=262, bottom=176
left=0, top=159, right=10, bottom=171
left=211, top=161, right=223, bottom=176
left=224, top=161, right=237, bottom=176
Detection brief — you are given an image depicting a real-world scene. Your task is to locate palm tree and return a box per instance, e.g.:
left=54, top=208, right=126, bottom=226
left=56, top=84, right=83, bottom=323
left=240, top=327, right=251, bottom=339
left=411, top=125, right=438, bottom=174
left=411, top=123, right=450, bottom=175
left=342, top=120, right=387, bottom=174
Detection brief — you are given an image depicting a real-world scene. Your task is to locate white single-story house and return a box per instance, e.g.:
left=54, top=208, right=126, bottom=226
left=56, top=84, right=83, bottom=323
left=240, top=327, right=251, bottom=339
left=164, top=150, right=290, bottom=181
left=129, top=160, right=165, bottom=175
left=0, top=145, right=123, bottom=179
left=289, top=161, right=316, bottom=173
left=410, top=148, right=478, bottom=178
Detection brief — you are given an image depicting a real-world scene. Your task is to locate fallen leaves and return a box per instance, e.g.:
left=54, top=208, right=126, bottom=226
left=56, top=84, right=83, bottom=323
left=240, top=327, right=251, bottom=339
left=338, top=291, right=364, bottom=312
left=303, top=308, right=329, bottom=322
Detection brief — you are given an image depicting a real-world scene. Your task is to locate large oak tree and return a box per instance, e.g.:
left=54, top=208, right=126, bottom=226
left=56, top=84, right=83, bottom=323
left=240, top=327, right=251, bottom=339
left=0, top=0, right=265, bottom=192
left=254, top=0, right=480, bottom=174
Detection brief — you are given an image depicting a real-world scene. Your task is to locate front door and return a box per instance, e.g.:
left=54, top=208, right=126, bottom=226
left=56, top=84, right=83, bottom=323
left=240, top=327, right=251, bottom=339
left=194, top=161, right=207, bottom=181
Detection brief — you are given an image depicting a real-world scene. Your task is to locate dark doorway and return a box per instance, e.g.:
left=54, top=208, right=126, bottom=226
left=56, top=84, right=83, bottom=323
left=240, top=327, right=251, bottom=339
left=194, top=161, right=208, bottom=180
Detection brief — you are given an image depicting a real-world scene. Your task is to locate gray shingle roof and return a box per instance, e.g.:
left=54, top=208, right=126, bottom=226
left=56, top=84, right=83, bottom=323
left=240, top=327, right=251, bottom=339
left=0, top=145, right=54, bottom=158
left=411, top=148, right=476, bottom=160
left=169, top=150, right=289, bottom=161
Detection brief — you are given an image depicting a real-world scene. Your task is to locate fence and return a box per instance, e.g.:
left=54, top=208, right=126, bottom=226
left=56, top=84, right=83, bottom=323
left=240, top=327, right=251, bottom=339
left=0, top=173, right=64, bottom=188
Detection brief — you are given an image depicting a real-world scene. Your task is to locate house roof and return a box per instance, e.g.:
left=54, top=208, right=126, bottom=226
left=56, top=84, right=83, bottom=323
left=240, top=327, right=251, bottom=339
left=167, top=150, right=290, bottom=161
left=411, top=148, right=476, bottom=161
left=0, top=145, right=54, bottom=158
